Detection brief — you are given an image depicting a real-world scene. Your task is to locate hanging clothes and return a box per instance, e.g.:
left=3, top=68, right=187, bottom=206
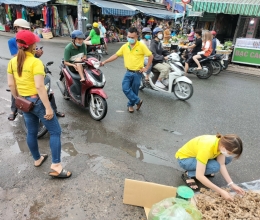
left=46, top=6, right=52, bottom=28
left=0, top=5, right=6, bottom=24
left=22, top=7, right=27, bottom=20
left=16, top=7, right=22, bottom=19
left=42, top=6, right=47, bottom=25
left=8, top=5, right=12, bottom=21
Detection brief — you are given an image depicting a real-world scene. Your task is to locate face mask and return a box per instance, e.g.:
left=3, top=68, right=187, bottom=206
left=157, top=34, right=163, bottom=40
left=220, top=149, right=235, bottom=158
left=144, top=34, right=151, bottom=40
left=75, top=43, right=82, bottom=47
left=127, top=38, right=135, bottom=44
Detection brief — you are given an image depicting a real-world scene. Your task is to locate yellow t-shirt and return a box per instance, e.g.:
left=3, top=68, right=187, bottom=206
left=175, top=135, right=221, bottom=165
left=116, top=41, right=152, bottom=71
left=7, top=52, right=45, bottom=96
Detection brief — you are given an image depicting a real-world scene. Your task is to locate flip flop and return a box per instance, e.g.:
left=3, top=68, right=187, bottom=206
left=8, top=112, right=17, bottom=121
left=56, top=112, right=65, bottom=117
left=128, top=107, right=134, bottom=113
left=49, top=169, right=72, bottom=178
left=34, top=154, right=48, bottom=167
left=181, top=172, right=200, bottom=191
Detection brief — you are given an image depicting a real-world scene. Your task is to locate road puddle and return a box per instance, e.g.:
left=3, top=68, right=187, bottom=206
left=86, top=129, right=175, bottom=168
left=61, top=142, right=78, bottom=157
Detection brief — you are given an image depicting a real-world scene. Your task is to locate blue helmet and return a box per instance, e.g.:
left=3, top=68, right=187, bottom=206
left=71, top=30, right=85, bottom=39
left=153, top=27, right=163, bottom=36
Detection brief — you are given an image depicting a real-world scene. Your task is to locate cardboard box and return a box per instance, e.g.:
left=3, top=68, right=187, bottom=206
left=42, top=32, right=53, bottom=39
left=123, top=179, right=177, bottom=219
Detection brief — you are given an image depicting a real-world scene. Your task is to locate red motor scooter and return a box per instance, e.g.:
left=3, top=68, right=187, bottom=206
left=57, top=57, right=107, bottom=121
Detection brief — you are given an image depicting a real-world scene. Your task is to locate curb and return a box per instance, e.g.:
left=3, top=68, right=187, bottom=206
left=226, top=66, right=260, bottom=77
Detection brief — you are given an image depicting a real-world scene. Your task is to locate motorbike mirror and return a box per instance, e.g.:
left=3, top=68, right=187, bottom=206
left=46, top=61, right=54, bottom=66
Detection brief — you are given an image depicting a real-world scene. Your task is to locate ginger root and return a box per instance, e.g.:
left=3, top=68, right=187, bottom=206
left=196, top=188, right=260, bottom=220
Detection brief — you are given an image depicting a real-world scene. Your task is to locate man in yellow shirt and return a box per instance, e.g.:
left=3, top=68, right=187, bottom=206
left=101, top=27, right=153, bottom=113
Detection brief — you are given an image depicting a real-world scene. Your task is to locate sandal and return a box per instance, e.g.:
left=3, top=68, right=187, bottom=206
left=34, top=154, right=48, bottom=167
left=181, top=172, right=199, bottom=190
left=128, top=106, right=134, bottom=113
left=49, top=169, right=72, bottom=178
left=8, top=112, right=17, bottom=121
left=136, top=100, right=143, bottom=111
left=56, top=112, right=65, bottom=117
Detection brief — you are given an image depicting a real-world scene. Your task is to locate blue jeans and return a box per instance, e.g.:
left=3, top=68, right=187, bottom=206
left=23, top=97, right=61, bottom=164
left=122, top=70, right=142, bottom=107
left=177, top=157, right=233, bottom=177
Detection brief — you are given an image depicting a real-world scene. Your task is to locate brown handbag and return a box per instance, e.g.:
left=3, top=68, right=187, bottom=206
left=15, top=97, right=35, bottom=112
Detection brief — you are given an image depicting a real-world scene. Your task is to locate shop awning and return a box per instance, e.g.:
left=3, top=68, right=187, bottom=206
left=0, top=0, right=48, bottom=7
left=88, top=0, right=137, bottom=16
left=132, top=5, right=177, bottom=19
left=192, top=0, right=260, bottom=16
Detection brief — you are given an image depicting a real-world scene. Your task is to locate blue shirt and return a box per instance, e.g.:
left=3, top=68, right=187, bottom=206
left=211, top=38, right=217, bottom=55
left=8, top=37, right=18, bottom=56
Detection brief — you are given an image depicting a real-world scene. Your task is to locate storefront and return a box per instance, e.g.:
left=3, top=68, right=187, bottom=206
left=192, top=0, right=260, bottom=66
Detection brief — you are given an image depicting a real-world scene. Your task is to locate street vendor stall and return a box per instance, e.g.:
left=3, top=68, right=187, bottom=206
left=232, top=38, right=260, bottom=66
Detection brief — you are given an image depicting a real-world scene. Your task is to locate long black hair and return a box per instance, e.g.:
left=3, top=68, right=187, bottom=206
left=93, top=27, right=100, bottom=35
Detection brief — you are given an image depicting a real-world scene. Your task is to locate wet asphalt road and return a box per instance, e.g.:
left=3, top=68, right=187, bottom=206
left=0, top=35, right=260, bottom=219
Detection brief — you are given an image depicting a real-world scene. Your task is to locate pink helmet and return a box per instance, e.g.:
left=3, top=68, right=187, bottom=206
left=211, top=30, right=217, bottom=36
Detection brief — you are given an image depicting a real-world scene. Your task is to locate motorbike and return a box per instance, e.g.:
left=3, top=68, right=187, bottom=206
left=7, top=61, right=54, bottom=138
left=57, top=57, right=108, bottom=121
left=210, top=54, right=225, bottom=75
left=179, top=47, right=213, bottom=79
left=87, top=44, right=102, bottom=61
left=140, top=53, right=193, bottom=101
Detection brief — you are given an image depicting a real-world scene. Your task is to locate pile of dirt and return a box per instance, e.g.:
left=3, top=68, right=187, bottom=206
left=195, top=188, right=260, bottom=219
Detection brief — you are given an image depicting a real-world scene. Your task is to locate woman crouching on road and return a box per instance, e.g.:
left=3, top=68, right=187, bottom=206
left=7, top=30, right=71, bottom=178
left=175, top=133, right=245, bottom=200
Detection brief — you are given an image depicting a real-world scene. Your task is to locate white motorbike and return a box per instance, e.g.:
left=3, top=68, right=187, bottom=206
left=140, top=53, right=193, bottom=101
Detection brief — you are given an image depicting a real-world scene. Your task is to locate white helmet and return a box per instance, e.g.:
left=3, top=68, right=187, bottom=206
left=13, top=19, right=30, bottom=29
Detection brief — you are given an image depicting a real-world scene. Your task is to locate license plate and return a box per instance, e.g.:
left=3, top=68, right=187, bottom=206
left=97, top=49, right=102, bottom=53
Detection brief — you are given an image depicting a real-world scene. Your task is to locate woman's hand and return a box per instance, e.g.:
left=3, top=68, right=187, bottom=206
left=220, top=189, right=233, bottom=201
left=44, top=108, right=54, bottom=120
left=230, top=184, right=245, bottom=195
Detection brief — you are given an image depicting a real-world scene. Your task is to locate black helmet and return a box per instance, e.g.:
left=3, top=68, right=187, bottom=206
left=86, top=23, right=92, bottom=30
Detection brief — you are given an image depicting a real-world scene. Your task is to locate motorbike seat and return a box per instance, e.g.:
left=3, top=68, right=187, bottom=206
left=65, top=65, right=81, bottom=80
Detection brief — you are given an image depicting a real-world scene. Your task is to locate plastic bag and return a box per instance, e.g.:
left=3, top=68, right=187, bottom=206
left=148, top=198, right=202, bottom=220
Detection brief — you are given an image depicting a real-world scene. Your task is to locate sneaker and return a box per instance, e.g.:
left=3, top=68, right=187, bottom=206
left=155, top=80, right=166, bottom=89
left=162, top=79, right=169, bottom=86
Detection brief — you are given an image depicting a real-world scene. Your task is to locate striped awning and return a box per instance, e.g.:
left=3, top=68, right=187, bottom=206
left=0, top=0, right=48, bottom=7
left=88, top=0, right=137, bottom=16
left=192, top=0, right=260, bottom=16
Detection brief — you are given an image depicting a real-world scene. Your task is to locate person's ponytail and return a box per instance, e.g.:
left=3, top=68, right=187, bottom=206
left=17, top=49, right=26, bottom=77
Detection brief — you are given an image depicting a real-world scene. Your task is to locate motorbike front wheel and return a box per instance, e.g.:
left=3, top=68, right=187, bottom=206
left=211, top=61, right=222, bottom=75
left=196, top=62, right=213, bottom=79
left=89, top=94, right=107, bottom=121
left=22, top=116, right=48, bottom=139
left=173, top=81, right=193, bottom=101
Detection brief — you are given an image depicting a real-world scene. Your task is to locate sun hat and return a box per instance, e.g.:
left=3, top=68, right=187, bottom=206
left=16, top=30, right=40, bottom=48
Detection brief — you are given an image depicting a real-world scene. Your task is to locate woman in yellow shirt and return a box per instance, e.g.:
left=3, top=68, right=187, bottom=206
left=175, top=134, right=244, bottom=200
left=7, top=30, right=71, bottom=178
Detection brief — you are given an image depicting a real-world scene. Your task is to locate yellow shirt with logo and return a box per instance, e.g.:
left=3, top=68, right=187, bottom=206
left=116, top=41, right=152, bottom=71
left=175, top=135, right=221, bottom=165
left=7, top=52, right=45, bottom=96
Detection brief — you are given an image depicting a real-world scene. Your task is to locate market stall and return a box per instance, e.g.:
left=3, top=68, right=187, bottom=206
left=232, top=38, right=260, bottom=66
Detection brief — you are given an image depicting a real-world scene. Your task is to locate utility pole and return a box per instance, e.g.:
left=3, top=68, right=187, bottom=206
left=172, top=0, right=176, bottom=13
left=78, top=0, right=83, bottom=31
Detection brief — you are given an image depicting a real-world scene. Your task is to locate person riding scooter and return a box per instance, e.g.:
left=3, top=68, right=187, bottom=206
left=182, top=29, right=203, bottom=74
left=150, top=27, right=171, bottom=89
left=64, top=30, right=87, bottom=82
left=84, top=23, right=92, bottom=38
left=140, top=27, right=152, bottom=82
left=84, top=22, right=101, bottom=46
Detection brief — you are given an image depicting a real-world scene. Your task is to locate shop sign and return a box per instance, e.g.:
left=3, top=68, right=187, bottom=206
left=188, top=11, right=203, bottom=17
left=56, top=0, right=78, bottom=6
left=235, top=38, right=260, bottom=49
left=232, top=47, right=260, bottom=66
